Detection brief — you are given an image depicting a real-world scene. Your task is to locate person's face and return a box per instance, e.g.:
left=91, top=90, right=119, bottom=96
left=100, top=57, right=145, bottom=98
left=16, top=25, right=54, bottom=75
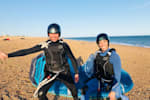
left=98, top=40, right=109, bottom=52
left=48, top=33, right=59, bottom=42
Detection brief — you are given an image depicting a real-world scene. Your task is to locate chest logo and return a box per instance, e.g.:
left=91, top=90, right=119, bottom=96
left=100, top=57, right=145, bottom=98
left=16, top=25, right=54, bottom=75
left=58, top=45, right=63, bottom=49
left=103, top=57, right=109, bottom=61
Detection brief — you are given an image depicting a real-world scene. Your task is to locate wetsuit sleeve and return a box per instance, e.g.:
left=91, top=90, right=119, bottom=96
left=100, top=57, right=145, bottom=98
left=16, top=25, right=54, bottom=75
left=110, top=52, right=122, bottom=93
left=63, top=43, right=79, bottom=74
left=8, top=45, right=43, bottom=57
left=83, top=53, right=95, bottom=78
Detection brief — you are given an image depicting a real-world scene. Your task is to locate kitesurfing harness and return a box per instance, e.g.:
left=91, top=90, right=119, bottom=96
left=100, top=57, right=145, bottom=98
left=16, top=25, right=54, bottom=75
left=44, top=40, right=69, bottom=73
left=94, top=48, right=115, bottom=82
left=94, top=48, right=116, bottom=92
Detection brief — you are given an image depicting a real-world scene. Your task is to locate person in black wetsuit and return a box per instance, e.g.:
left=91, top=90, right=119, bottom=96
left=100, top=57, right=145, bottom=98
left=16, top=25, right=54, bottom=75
left=0, top=23, right=79, bottom=100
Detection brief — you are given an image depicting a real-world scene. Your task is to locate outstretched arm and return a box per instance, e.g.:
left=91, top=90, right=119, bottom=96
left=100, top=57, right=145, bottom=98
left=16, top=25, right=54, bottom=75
left=8, top=45, right=43, bottom=57
left=0, top=45, right=43, bottom=61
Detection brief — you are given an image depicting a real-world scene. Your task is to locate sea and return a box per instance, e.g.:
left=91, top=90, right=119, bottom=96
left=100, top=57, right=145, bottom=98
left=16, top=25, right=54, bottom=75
left=65, top=35, right=150, bottom=48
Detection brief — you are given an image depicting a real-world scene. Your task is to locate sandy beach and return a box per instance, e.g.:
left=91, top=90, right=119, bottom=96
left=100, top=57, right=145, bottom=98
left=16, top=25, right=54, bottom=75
left=0, top=36, right=150, bottom=100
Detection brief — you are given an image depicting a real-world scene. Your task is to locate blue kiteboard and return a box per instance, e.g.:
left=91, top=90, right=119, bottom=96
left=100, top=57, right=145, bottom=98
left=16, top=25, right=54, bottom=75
left=30, top=53, right=134, bottom=99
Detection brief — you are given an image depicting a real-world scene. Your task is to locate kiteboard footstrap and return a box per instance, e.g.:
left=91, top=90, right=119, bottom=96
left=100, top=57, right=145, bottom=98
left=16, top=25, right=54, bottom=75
left=33, top=72, right=60, bottom=97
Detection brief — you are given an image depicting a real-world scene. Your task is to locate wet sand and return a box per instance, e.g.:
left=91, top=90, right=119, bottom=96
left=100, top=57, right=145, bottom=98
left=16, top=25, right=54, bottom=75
left=0, top=36, right=150, bottom=100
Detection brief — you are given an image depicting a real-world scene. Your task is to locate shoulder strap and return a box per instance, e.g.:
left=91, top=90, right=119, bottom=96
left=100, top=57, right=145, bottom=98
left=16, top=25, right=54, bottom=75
left=59, top=38, right=64, bottom=43
left=109, top=48, right=116, bottom=52
left=94, top=50, right=101, bottom=56
left=38, top=40, right=51, bottom=49
left=107, top=48, right=116, bottom=56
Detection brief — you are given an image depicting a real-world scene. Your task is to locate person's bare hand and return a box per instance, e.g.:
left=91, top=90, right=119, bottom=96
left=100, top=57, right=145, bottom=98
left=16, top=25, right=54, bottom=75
left=0, top=51, right=8, bottom=61
left=108, top=91, right=116, bottom=100
left=74, top=74, right=79, bottom=83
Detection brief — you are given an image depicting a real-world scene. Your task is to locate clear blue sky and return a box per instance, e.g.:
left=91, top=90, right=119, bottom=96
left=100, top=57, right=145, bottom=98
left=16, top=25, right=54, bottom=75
left=0, top=0, right=150, bottom=37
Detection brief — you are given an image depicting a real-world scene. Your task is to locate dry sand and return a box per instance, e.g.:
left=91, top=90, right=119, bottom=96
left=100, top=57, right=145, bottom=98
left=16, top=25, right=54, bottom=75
left=0, top=36, right=150, bottom=100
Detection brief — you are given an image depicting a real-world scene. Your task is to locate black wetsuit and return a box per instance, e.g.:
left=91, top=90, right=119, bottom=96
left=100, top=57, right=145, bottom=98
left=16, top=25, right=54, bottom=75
left=8, top=40, right=79, bottom=100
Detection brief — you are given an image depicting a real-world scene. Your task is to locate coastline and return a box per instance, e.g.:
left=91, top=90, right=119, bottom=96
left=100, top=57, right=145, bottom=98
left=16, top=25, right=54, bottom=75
left=66, top=35, right=150, bottom=49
